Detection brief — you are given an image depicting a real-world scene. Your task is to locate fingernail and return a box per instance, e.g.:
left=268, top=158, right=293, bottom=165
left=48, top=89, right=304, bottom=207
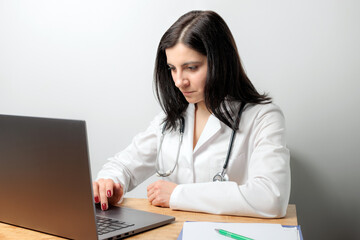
left=107, top=190, right=111, bottom=197
left=94, top=196, right=99, bottom=203
left=101, top=203, right=107, bottom=211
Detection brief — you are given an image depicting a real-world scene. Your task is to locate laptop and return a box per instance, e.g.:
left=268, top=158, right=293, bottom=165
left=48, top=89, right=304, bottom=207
left=0, top=114, right=175, bottom=240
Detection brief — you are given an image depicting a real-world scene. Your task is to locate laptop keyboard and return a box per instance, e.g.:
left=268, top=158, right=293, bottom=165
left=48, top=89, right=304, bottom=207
left=96, top=216, right=135, bottom=235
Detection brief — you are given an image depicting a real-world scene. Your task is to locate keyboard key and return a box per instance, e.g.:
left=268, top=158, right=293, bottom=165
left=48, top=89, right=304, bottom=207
left=96, top=216, right=134, bottom=235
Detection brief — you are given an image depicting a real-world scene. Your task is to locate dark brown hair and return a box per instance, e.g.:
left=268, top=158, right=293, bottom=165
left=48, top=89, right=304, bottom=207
left=154, top=10, right=271, bottom=130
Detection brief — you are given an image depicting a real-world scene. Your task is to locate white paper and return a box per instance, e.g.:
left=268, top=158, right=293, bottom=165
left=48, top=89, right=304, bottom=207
left=182, top=222, right=299, bottom=240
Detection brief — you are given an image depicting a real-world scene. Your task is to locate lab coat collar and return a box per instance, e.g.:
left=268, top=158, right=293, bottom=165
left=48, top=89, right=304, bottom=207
left=186, top=104, right=222, bottom=154
left=194, top=114, right=222, bottom=153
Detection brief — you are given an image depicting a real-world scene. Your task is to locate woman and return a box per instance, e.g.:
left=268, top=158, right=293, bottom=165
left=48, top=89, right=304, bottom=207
left=93, top=10, right=290, bottom=218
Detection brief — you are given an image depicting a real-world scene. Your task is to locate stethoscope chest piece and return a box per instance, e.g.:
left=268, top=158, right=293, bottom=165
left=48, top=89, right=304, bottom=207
left=213, top=172, right=229, bottom=182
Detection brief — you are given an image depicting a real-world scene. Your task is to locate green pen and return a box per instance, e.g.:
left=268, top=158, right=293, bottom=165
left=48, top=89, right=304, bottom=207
left=214, top=228, right=255, bottom=240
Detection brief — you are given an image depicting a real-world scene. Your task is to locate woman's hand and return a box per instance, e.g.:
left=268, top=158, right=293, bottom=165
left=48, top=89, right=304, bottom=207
left=93, top=178, right=123, bottom=211
left=147, top=180, right=177, bottom=208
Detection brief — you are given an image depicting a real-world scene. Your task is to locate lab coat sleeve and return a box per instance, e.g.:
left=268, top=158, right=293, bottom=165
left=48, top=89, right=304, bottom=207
left=96, top=113, right=163, bottom=196
left=169, top=104, right=290, bottom=218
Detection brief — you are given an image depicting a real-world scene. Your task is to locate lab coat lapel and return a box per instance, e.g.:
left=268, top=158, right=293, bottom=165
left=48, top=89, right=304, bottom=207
left=184, top=104, right=195, bottom=158
left=193, top=114, right=221, bottom=153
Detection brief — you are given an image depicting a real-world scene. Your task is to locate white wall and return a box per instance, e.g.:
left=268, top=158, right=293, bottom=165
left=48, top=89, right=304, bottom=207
left=1, top=1, right=359, bottom=239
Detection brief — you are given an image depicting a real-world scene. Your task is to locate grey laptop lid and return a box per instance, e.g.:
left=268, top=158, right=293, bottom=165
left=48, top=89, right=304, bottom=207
left=0, top=114, right=174, bottom=240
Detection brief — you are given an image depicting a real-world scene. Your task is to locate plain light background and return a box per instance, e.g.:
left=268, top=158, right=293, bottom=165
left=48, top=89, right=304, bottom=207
left=1, top=0, right=359, bottom=239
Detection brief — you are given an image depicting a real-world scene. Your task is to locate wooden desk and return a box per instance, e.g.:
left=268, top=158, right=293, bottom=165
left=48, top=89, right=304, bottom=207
left=0, top=198, right=297, bottom=240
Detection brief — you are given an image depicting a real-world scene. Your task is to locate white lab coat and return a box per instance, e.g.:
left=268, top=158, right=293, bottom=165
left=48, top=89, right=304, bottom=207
left=96, top=102, right=290, bottom=218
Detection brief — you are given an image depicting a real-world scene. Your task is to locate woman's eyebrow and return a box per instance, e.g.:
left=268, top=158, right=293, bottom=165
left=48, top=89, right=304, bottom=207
left=182, top=61, right=202, bottom=66
left=167, top=61, right=203, bottom=66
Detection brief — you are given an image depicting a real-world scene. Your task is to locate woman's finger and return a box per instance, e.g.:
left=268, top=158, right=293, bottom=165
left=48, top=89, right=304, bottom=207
left=92, top=181, right=100, bottom=203
left=105, top=180, right=114, bottom=198
left=98, top=179, right=109, bottom=210
left=109, top=183, right=123, bottom=205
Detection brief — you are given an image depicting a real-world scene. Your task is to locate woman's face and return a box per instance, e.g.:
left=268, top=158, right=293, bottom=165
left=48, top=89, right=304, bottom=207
left=165, top=43, right=207, bottom=105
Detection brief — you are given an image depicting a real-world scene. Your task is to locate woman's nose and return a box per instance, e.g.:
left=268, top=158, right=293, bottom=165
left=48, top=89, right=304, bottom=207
left=173, top=71, right=189, bottom=88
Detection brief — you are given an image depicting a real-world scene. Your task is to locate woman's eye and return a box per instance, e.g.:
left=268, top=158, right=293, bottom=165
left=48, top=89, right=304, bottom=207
left=168, top=66, right=175, bottom=71
left=188, top=66, right=198, bottom=71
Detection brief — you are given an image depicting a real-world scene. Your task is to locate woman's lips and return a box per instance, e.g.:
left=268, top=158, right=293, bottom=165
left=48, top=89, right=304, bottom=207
left=182, top=91, right=194, bottom=96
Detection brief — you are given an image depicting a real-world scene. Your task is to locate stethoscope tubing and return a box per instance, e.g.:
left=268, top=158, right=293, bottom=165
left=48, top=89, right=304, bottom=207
left=155, top=117, right=185, bottom=177
left=214, top=102, right=246, bottom=181
left=222, top=102, right=246, bottom=171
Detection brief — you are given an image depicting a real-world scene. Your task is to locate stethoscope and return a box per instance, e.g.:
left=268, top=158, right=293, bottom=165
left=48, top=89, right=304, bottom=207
left=155, top=102, right=246, bottom=182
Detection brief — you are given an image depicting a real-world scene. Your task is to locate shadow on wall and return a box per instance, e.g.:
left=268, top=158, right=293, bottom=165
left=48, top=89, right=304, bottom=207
left=289, top=149, right=359, bottom=240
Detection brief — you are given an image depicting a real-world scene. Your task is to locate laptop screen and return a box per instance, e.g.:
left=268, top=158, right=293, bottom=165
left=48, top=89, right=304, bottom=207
left=0, top=114, right=175, bottom=240
left=0, top=115, right=98, bottom=239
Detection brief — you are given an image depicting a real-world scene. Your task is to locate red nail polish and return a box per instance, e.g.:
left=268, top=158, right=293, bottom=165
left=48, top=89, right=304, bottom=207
left=102, top=203, right=107, bottom=211
left=107, top=190, right=111, bottom=197
left=94, top=196, right=99, bottom=203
